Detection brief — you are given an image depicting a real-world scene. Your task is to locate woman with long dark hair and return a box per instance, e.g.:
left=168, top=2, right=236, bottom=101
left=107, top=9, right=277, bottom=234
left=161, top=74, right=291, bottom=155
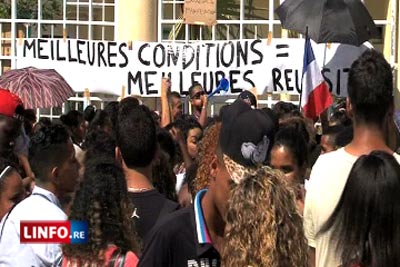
left=62, top=158, right=140, bottom=267
left=270, top=125, right=308, bottom=214
left=319, top=151, right=400, bottom=267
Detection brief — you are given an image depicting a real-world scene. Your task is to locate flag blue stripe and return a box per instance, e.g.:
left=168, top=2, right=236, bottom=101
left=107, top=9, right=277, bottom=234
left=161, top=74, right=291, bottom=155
left=302, top=37, right=316, bottom=76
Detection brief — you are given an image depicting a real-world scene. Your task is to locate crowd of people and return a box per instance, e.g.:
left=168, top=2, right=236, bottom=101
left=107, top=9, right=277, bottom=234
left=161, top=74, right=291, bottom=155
left=0, top=49, right=399, bottom=267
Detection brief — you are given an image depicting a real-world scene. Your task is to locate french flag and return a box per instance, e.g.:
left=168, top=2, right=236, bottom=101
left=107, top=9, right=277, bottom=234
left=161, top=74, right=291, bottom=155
left=301, top=37, right=332, bottom=119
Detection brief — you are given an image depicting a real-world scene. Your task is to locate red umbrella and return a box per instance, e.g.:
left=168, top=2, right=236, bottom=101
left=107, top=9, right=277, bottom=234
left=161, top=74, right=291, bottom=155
left=0, top=67, right=75, bottom=109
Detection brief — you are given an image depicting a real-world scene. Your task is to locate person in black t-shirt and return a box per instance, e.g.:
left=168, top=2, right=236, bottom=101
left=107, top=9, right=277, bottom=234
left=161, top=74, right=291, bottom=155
left=116, top=98, right=179, bottom=245
left=139, top=188, right=222, bottom=267
left=139, top=100, right=276, bottom=267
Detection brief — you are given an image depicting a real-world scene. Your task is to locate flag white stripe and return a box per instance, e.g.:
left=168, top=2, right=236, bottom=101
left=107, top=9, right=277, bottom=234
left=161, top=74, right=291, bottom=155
left=301, top=60, right=326, bottom=107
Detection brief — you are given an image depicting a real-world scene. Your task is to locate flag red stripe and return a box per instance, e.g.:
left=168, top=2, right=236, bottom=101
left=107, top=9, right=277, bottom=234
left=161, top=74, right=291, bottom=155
left=302, top=82, right=332, bottom=119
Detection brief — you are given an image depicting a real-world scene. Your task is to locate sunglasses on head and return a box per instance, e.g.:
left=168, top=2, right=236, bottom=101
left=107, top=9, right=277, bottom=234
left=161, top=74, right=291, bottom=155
left=191, top=91, right=205, bottom=100
left=0, top=166, right=12, bottom=180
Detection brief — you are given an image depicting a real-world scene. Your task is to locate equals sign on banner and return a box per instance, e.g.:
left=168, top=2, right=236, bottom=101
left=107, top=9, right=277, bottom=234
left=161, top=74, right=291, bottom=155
left=275, top=44, right=289, bottom=58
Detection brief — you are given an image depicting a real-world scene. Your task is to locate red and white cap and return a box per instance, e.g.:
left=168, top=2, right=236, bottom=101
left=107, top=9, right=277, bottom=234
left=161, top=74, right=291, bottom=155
left=0, top=88, right=23, bottom=118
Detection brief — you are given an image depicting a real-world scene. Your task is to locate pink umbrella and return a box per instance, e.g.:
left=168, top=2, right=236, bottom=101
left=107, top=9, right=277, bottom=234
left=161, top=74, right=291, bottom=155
left=0, top=67, right=75, bottom=109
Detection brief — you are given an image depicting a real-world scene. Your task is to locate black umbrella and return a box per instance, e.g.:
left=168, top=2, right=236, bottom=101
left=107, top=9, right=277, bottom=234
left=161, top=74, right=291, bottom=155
left=276, top=0, right=379, bottom=46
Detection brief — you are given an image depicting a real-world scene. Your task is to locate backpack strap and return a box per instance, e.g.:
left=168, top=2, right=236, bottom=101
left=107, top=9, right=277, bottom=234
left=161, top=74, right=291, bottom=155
left=117, top=253, right=126, bottom=267
left=53, top=254, right=63, bottom=267
left=108, top=248, right=126, bottom=267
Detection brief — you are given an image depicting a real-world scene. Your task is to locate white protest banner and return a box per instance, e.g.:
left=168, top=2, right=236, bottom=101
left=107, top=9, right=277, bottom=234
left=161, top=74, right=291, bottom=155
left=16, top=38, right=370, bottom=97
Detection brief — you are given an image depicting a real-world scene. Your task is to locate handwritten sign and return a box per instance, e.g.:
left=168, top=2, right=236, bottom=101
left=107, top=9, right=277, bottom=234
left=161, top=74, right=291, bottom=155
left=183, top=0, right=217, bottom=26
left=15, top=38, right=371, bottom=97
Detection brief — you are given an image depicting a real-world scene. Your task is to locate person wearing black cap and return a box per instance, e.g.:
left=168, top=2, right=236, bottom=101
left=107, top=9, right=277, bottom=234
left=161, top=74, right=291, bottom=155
left=237, top=90, right=257, bottom=109
left=138, top=100, right=275, bottom=267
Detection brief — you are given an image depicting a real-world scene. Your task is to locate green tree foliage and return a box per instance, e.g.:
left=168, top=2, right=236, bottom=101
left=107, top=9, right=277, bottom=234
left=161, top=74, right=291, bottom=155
left=0, top=1, right=11, bottom=19
left=0, top=0, right=62, bottom=20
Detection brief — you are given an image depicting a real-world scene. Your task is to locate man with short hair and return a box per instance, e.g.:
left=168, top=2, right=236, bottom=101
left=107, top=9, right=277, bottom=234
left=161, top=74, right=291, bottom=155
left=160, top=78, right=183, bottom=127
left=138, top=100, right=276, bottom=267
left=189, top=83, right=208, bottom=127
left=304, top=49, right=400, bottom=267
left=0, top=124, right=80, bottom=267
left=169, top=92, right=183, bottom=119
left=116, top=99, right=179, bottom=242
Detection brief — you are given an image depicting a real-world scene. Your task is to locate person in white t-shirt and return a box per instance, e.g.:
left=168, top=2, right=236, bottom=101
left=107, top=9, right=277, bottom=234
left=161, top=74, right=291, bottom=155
left=318, top=151, right=400, bottom=267
left=304, top=49, right=400, bottom=267
left=0, top=124, right=80, bottom=267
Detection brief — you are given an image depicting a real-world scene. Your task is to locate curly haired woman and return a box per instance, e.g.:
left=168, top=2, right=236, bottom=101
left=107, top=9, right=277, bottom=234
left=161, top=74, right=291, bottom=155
left=222, top=167, right=308, bottom=267
left=62, top=158, right=140, bottom=267
left=190, top=121, right=221, bottom=196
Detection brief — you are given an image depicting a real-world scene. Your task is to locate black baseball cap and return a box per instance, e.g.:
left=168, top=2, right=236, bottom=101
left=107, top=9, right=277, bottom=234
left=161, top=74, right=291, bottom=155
left=238, top=90, right=257, bottom=108
left=219, top=100, right=276, bottom=183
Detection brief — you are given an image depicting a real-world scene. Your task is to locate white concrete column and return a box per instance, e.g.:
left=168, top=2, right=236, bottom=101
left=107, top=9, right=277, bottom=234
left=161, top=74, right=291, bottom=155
left=383, top=0, right=392, bottom=63
left=117, top=0, right=158, bottom=42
